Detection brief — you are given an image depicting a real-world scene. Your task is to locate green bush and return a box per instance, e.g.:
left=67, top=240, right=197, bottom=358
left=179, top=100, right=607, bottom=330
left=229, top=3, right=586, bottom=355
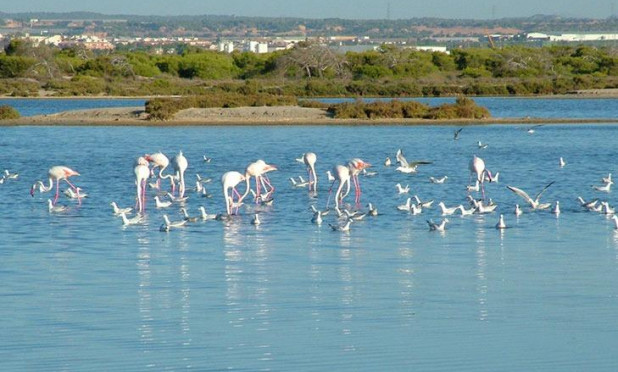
left=0, top=105, right=20, bottom=120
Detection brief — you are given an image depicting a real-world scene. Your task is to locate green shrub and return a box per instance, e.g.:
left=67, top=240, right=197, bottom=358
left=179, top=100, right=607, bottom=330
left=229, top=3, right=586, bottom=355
left=0, top=105, right=20, bottom=120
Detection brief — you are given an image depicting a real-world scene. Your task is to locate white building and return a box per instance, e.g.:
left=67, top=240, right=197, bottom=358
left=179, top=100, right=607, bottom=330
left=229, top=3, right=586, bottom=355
left=249, top=41, right=268, bottom=53
left=218, top=41, right=234, bottom=53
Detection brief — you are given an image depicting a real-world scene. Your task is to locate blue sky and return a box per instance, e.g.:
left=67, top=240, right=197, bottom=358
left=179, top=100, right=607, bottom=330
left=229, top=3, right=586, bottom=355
left=4, top=0, right=615, bottom=19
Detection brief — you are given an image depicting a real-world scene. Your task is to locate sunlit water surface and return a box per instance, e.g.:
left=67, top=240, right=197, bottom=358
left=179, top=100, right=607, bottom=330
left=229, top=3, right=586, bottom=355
left=1, top=98, right=618, bottom=371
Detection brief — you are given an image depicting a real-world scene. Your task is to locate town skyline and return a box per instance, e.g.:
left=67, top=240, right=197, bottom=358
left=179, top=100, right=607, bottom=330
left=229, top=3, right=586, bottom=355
left=4, top=0, right=617, bottom=20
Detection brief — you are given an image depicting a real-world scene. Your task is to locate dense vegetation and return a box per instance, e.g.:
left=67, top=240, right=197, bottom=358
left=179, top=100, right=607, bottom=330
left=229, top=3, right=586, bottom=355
left=1, top=39, right=617, bottom=98
left=0, top=105, right=20, bottom=120
left=145, top=93, right=490, bottom=120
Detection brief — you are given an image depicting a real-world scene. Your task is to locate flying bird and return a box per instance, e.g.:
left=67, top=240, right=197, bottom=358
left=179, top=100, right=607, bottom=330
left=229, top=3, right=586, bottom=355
left=506, top=181, right=555, bottom=210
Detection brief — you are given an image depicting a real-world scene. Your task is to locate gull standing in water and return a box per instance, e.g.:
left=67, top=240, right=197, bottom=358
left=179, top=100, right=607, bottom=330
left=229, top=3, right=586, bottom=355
left=160, top=214, right=187, bottom=232
left=514, top=204, right=523, bottom=216
left=559, top=157, right=566, bottom=168
left=553, top=201, right=561, bottom=216
left=506, top=181, right=555, bottom=210
left=111, top=201, right=132, bottom=215
left=384, top=157, right=392, bottom=167
left=47, top=199, right=68, bottom=213
left=119, top=211, right=144, bottom=226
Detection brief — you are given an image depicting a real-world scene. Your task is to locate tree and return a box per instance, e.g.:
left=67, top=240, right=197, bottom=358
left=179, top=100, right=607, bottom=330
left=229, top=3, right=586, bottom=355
left=277, top=42, right=348, bottom=78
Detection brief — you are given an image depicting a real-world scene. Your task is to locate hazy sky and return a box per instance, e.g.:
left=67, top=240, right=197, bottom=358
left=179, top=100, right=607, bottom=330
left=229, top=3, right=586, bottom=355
left=4, top=0, right=616, bottom=19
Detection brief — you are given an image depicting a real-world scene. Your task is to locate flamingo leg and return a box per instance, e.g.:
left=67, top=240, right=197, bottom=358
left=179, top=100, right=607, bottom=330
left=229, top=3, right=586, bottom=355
left=326, top=180, right=336, bottom=209
left=53, top=179, right=60, bottom=205
left=64, top=179, right=81, bottom=205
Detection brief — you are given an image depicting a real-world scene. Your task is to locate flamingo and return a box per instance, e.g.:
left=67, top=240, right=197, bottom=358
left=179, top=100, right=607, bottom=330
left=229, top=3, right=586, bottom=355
left=172, top=151, right=188, bottom=198
left=31, top=166, right=81, bottom=206
left=303, top=152, right=318, bottom=195
left=145, top=152, right=175, bottom=191
left=327, top=164, right=351, bottom=210
left=348, top=158, right=371, bottom=205
left=222, top=171, right=247, bottom=215
left=243, top=160, right=277, bottom=203
left=469, top=155, right=491, bottom=200
left=134, top=157, right=150, bottom=213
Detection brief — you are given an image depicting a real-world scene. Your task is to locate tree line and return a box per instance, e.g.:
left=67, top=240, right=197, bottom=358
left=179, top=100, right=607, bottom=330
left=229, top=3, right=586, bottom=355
left=0, top=39, right=617, bottom=97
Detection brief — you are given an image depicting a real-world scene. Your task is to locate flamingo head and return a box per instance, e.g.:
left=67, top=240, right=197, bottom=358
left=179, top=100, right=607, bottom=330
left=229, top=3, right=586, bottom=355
left=349, top=158, right=371, bottom=171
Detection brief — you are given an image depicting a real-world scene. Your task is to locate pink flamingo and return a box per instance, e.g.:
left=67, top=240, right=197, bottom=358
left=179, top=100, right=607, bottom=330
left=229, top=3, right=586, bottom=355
left=134, top=157, right=150, bottom=213
left=145, top=152, right=175, bottom=191
left=348, top=158, right=371, bottom=205
left=222, top=171, right=247, bottom=215
left=303, top=152, right=318, bottom=195
left=327, top=164, right=351, bottom=210
left=243, top=160, right=278, bottom=203
left=172, top=151, right=188, bottom=198
left=30, top=165, right=81, bottom=205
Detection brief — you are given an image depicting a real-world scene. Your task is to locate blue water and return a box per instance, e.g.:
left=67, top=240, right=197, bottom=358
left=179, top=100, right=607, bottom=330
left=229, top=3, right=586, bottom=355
left=1, top=101, right=618, bottom=371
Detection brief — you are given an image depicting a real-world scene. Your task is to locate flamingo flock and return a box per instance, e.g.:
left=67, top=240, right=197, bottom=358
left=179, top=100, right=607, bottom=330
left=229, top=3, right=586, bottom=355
left=22, top=133, right=618, bottom=235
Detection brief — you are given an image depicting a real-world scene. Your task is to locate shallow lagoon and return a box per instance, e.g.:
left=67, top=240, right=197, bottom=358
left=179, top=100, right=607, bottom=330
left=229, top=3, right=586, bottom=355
left=1, top=99, right=618, bottom=370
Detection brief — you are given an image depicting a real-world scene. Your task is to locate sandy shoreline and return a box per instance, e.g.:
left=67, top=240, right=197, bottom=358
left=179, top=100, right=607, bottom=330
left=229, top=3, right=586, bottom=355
left=1, top=105, right=618, bottom=126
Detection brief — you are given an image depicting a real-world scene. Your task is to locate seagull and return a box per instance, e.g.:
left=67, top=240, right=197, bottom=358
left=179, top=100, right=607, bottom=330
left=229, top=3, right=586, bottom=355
left=602, top=202, right=615, bottom=215
left=484, top=171, right=500, bottom=183
left=311, top=211, right=323, bottom=224
left=526, top=124, right=544, bottom=134
left=453, top=127, right=463, bottom=140
left=198, top=206, right=218, bottom=221
left=160, top=214, right=187, bottom=232
left=196, top=173, right=212, bottom=184
left=466, top=180, right=480, bottom=192
left=200, top=188, right=213, bottom=198
left=477, top=141, right=488, bottom=149
left=514, top=204, right=523, bottom=216
left=64, top=187, right=87, bottom=199
left=495, top=214, right=507, bottom=229
left=166, top=192, right=189, bottom=202
left=326, top=170, right=335, bottom=183
left=506, top=182, right=555, bottom=210
left=362, top=168, right=378, bottom=177
left=310, top=204, right=330, bottom=216
left=367, top=203, right=378, bottom=216
left=251, top=214, right=261, bottom=225
left=395, top=183, right=410, bottom=194
left=593, top=181, right=613, bottom=193
left=330, top=218, right=352, bottom=232
left=154, top=196, right=172, bottom=208
left=181, top=208, right=199, bottom=222
left=410, top=203, right=423, bottom=215
left=395, top=149, right=431, bottom=174
left=577, top=196, right=599, bottom=211
left=429, top=176, right=448, bottom=184
left=397, top=198, right=412, bottom=212
left=438, top=202, right=461, bottom=216
left=119, top=211, right=144, bottom=226
left=203, top=155, right=212, bottom=163
left=613, top=215, right=618, bottom=229
left=110, top=202, right=132, bottom=215
left=427, top=218, right=449, bottom=232
left=47, top=199, right=68, bottom=213
left=476, top=200, right=498, bottom=214
left=3, top=169, right=18, bottom=180
left=559, top=157, right=566, bottom=168
left=194, top=180, right=204, bottom=193
left=384, top=157, right=392, bottom=167
left=602, top=173, right=613, bottom=184
left=552, top=201, right=561, bottom=216
left=413, top=195, right=434, bottom=208
left=344, top=209, right=367, bottom=221
left=458, top=205, right=476, bottom=216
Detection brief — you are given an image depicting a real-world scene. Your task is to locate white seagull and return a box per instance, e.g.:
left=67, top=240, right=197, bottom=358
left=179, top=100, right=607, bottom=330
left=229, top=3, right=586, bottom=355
left=110, top=202, right=133, bottom=215
left=397, top=198, right=412, bottom=212
left=395, top=183, right=410, bottom=194
left=593, top=181, right=613, bottom=193
left=198, top=206, right=218, bottom=221
left=477, top=141, right=488, bottom=149
left=429, top=176, right=448, bottom=184
left=506, top=181, right=555, bottom=210
left=119, top=211, right=144, bottom=226
left=514, top=204, right=523, bottom=216
left=154, top=196, right=172, bottom=208
left=330, top=218, right=353, bottom=232
left=160, top=214, right=187, bottom=232
left=395, top=149, right=431, bottom=174
left=496, top=214, right=506, bottom=229
left=438, top=202, right=461, bottom=216
left=559, top=157, right=566, bottom=168
left=427, top=218, right=449, bottom=232
left=251, top=214, right=261, bottom=225
left=552, top=201, right=561, bottom=216
left=47, top=199, right=68, bottom=213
